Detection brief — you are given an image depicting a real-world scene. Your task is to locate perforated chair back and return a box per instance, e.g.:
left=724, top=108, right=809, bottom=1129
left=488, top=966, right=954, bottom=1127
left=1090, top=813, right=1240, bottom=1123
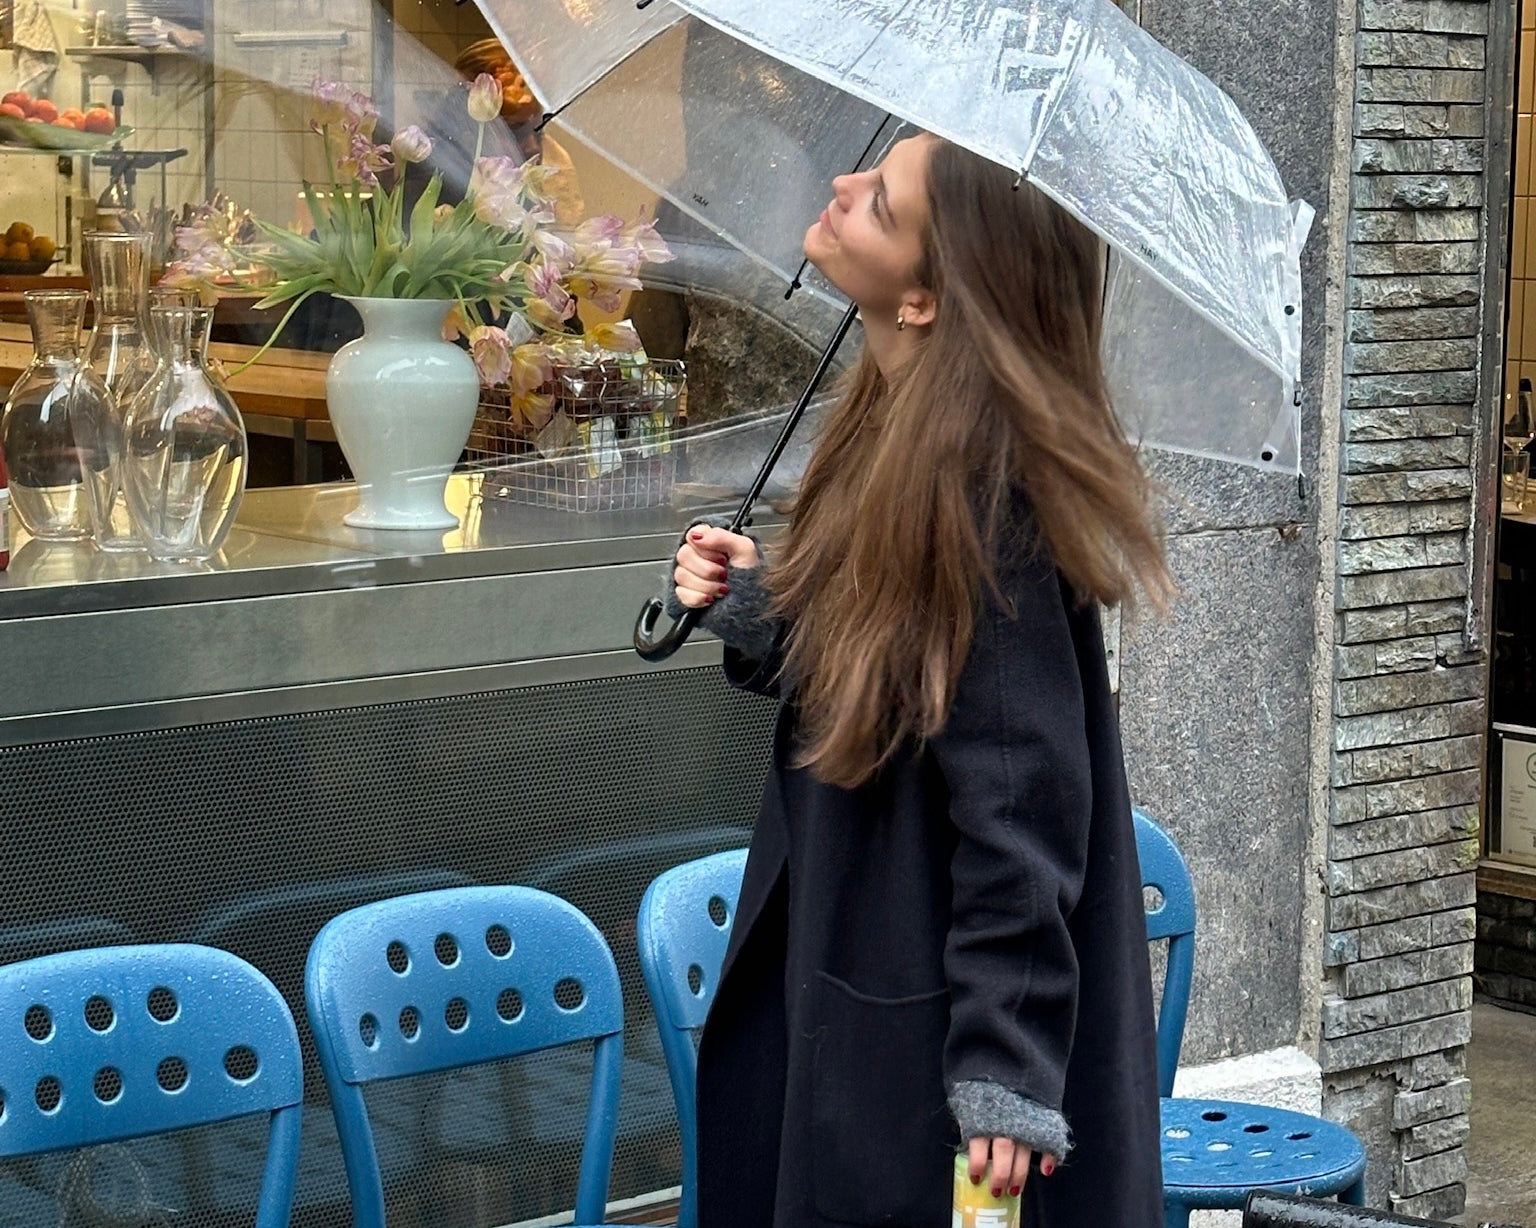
left=1134, top=809, right=1198, bottom=1097
left=304, top=885, right=625, bottom=1228
left=0, top=943, right=304, bottom=1228
left=635, top=849, right=747, bottom=1228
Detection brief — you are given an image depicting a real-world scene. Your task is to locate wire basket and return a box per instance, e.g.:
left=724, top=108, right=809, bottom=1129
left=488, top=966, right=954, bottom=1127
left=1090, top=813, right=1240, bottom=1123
left=469, top=358, right=685, bottom=513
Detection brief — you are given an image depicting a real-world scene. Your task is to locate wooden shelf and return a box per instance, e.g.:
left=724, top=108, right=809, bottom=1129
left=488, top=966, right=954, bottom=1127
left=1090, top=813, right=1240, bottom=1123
left=65, top=45, right=199, bottom=73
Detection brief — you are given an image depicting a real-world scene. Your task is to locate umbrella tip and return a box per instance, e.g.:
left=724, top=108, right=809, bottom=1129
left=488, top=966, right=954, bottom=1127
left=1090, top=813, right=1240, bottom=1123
left=1012, top=169, right=1025, bottom=191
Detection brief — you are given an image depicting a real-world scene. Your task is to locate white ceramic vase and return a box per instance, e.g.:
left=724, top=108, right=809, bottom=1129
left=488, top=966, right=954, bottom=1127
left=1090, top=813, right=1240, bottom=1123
left=326, top=296, right=479, bottom=531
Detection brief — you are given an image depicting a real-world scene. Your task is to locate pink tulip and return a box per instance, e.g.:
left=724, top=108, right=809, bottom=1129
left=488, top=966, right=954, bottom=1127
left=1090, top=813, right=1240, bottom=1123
left=391, top=125, right=432, bottom=165
left=338, top=131, right=391, bottom=188
left=469, top=324, right=514, bottom=386
left=308, top=79, right=351, bottom=131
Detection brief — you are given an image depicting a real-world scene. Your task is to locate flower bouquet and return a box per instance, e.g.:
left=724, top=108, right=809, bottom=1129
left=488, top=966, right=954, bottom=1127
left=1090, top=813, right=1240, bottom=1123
left=163, top=75, right=675, bottom=530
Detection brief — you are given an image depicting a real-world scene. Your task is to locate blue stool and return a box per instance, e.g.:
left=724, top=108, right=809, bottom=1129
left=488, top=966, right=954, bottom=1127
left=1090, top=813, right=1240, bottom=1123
left=636, top=849, right=748, bottom=1228
left=1161, top=1099, right=1366, bottom=1227
left=304, top=885, right=626, bottom=1228
left=1135, top=812, right=1368, bottom=1225
left=0, top=943, right=304, bottom=1228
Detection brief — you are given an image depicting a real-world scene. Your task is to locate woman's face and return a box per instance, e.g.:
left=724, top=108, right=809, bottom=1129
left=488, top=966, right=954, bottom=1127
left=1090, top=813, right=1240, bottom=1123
left=803, top=134, right=935, bottom=317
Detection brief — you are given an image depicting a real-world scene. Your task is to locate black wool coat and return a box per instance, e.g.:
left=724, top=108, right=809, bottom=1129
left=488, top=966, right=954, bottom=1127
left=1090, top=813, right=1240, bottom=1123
left=692, top=540, right=1165, bottom=1228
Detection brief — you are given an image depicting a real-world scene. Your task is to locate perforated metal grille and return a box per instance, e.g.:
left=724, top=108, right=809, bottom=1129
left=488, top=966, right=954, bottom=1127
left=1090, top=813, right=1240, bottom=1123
left=0, top=667, right=776, bottom=1227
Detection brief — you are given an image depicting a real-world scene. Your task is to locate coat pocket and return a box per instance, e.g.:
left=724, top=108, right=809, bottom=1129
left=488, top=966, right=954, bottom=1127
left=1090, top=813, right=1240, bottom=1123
left=809, top=972, right=956, bottom=1227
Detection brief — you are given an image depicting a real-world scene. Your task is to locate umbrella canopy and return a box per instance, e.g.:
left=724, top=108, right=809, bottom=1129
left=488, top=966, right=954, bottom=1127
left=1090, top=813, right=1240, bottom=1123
left=475, top=0, right=1312, bottom=472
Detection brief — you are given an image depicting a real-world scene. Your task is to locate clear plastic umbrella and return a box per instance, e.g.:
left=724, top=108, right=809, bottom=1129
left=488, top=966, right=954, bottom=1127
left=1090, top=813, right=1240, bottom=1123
left=470, top=0, right=1313, bottom=655
left=476, top=0, right=1312, bottom=469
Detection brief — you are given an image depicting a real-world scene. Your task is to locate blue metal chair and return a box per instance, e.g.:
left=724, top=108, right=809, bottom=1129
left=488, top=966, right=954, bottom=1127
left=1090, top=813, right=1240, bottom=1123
left=1134, top=809, right=1368, bottom=1226
left=635, top=849, right=748, bottom=1228
left=303, top=885, right=625, bottom=1228
left=0, top=943, right=304, bottom=1228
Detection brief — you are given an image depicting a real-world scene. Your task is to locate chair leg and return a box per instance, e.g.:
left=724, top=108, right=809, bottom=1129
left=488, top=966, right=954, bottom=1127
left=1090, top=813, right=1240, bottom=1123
left=1163, top=1197, right=1191, bottom=1228
left=1341, top=1174, right=1366, bottom=1206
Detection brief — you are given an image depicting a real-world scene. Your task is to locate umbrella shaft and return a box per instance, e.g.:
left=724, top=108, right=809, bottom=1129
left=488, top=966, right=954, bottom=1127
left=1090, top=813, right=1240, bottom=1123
left=728, top=302, right=859, bottom=533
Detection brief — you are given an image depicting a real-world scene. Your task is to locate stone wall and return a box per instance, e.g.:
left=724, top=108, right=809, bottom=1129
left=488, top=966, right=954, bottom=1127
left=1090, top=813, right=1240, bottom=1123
left=1318, top=0, right=1496, bottom=1217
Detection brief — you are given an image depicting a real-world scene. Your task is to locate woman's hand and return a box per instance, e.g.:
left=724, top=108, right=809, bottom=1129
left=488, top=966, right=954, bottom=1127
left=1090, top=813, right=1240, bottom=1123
left=672, top=524, right=761, bottom=610
left=966, top=1136, right=1057, bottom=1199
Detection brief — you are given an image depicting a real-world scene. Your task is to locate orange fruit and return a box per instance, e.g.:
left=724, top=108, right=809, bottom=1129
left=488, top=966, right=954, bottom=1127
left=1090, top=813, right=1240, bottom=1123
left=1, top=91, right=30, bottom=111
left=30, top=100, right=57, bottom=123
left=82, top=108, right=115, bottom=135
left=5, top=241, right=32, bottom=262
left=6, top=222, right=33, bottom=244
left=28, top=235, right=54, bottom=262
left=0, top=103, right=24, bottom=121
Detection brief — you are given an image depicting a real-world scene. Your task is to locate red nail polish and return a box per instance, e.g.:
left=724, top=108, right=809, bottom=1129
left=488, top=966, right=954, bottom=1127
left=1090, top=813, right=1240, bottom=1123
left=970, top=1173, right=981, bottom=1186
left=719, top=585, right=730, bottom=596
left=1009, top=1186, right=1021, bottom=1196
left=689, top=531, right=703, bottom=541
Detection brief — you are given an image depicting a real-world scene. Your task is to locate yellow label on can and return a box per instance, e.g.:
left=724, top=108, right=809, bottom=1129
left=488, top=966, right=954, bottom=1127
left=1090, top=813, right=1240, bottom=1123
left=952, top=1153, right=1021, bottom=1228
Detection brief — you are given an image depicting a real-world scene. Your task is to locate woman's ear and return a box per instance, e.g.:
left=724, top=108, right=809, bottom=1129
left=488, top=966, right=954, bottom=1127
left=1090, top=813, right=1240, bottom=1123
left=901, top=288, right=938, bottom=329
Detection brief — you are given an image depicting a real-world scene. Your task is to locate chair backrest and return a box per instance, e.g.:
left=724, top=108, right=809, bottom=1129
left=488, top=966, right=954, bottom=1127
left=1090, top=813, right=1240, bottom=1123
left=0, top=943, right=304, bottom=1228
left=304, top=885, right=625, bottom=1228
left=1133, top=809, right=1198, bottom=1098
left=635, top=849, right=748, bottom=1228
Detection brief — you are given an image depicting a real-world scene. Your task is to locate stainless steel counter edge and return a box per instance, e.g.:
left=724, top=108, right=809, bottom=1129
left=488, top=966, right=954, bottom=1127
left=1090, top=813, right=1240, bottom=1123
left=0, top=521, right=710, bottom=621
left=3, top=559, right=726, bottom=726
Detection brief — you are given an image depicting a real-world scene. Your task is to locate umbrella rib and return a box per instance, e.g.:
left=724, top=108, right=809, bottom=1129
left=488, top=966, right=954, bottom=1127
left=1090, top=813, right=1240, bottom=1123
left=784, top=114, right=899, bottom=300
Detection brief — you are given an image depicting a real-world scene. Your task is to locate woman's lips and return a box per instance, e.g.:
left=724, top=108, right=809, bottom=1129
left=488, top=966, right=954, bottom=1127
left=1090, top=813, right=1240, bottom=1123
left=819, top=206, right=837, bottom=238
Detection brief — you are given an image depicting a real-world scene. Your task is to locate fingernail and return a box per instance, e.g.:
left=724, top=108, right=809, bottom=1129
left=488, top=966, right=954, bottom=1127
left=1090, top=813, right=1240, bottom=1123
left=970, top=1174, right=981, bottom=1186
left=718, top=585, right=730, bottom=596
left=1009, top=1186, right=1021, bottom=1196
left=688, top=530, right=703, bottom=540
left=991, top=1188, right=1002, bottom=1199
left=1042, top=1161, right=1055, bottom=1178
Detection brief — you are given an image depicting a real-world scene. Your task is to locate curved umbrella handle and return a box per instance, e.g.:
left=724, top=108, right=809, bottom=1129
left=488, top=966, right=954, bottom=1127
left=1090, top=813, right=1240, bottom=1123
left=634, top=596, right=702, bottom=662
left=630, top=304, right=859, bottom=664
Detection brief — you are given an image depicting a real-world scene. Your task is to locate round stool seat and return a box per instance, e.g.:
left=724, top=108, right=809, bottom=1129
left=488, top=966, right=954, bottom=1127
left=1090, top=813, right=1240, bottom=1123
left=1161, top=1098, right=1367, bottom=1210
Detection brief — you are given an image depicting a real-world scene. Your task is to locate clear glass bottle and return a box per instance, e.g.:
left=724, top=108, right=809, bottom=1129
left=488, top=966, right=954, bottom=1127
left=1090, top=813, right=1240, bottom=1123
left=82, top=231, right=158, bottom=552
left=0, top=290, right=112, bottom=542
left=123, top=306, right=248, bottom=563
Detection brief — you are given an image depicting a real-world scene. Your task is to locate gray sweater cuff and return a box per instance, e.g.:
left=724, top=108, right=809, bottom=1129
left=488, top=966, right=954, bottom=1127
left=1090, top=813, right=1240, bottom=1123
left=949, top=1080, right=1071, bottom=1159
left=661, top=517, right=778, bottom=660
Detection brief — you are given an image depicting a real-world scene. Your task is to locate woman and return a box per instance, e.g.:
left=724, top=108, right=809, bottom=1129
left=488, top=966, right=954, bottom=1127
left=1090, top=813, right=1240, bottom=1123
left=668, top=133, right=1172, bottom=1228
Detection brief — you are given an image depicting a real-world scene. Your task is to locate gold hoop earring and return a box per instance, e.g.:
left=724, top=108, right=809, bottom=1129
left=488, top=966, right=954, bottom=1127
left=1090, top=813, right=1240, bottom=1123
left=897, top=313, right=906, bottom=331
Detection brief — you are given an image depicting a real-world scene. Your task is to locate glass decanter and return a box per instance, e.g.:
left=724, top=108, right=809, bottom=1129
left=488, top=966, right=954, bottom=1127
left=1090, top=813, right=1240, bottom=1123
left=82, top=231, right=159, bottom=552
left=0, top=290, right=113, bottom=542
left=123, top=307, right=248, bottom=563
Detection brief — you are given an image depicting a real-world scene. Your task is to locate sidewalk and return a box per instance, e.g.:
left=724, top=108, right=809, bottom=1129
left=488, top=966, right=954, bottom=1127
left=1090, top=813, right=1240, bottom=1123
left=1460, top=1001, right=1536, bottom=1227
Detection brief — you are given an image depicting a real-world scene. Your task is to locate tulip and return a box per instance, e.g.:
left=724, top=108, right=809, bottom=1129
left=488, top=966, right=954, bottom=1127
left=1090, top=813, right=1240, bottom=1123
left=469, top=324, right=514, bottom=386
left=308, top=79, right=351, bottom=131
left=587, top=320, right=642, bottom=355
left=510, top=343, right=553, bottom=394
left=346, top=90, right=380, bottom=137
left=337, top=131, right=391, bottom=188
left=390, top=125, right=432, bottom=165
left=467, top=73, right=503, bottom=124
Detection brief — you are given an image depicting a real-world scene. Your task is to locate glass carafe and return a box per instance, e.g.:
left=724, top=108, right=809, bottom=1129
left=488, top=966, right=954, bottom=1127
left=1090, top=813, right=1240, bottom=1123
left=0, top=290, right=112, bottom=542
left=82, top=231, right=158, bottom=552
left=123, top=307, right=248, bottom=563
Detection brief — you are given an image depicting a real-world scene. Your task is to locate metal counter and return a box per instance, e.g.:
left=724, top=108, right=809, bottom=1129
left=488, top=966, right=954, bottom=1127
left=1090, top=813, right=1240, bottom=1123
left=0, top=473, right=753, bottom=742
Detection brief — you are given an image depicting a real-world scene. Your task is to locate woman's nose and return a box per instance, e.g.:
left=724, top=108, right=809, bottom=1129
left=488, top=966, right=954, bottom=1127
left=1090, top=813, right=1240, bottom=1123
left=831, top=174, right=854, bottom=206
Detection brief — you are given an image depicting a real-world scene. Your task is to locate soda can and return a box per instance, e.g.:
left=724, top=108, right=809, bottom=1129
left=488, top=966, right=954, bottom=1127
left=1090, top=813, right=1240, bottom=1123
left=952, top=1152, right=1021, bottom=1228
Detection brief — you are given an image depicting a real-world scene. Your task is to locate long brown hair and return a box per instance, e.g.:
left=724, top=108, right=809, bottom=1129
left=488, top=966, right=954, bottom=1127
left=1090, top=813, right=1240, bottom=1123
left=770, top=139, right=1171, bottom=788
